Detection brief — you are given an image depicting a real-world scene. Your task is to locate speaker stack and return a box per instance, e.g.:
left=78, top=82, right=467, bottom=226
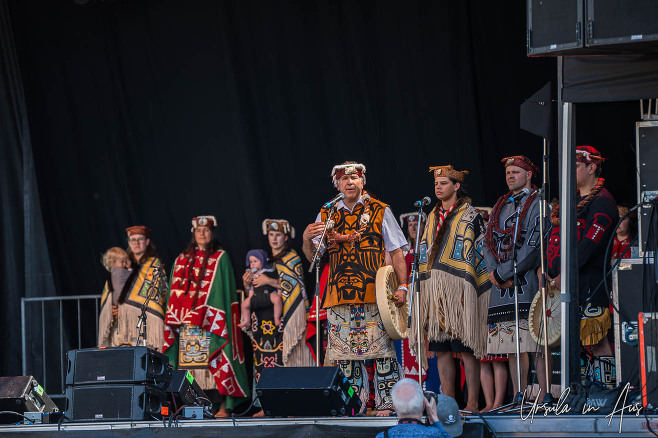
left=527, top=0, right=658, bottom=55
left=64, top=347, right=172, bottom=422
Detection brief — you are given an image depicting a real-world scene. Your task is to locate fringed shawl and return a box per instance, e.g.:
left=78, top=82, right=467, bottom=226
left=274, top=249, right=315, bottom=367
left=98, top=257, right=167, bottom=351
left=411, top=201, right=491, bottom=361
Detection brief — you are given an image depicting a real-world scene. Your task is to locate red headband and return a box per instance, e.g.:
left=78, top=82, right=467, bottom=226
left=576, top=145, right=605, bottom=165
left=502, top=155, right=539, bottom=175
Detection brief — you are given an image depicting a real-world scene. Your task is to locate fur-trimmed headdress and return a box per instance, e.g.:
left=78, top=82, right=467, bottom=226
left=331, top=163, right=366, bottom=188
left=190, top=215, right=217, bottom=232
left=399, top=211, right=428, bottom=228
left=262, top=218, right=295, bottom=238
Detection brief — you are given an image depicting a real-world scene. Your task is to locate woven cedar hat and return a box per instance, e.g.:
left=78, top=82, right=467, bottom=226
left=429, top=165, right=468, bottom=182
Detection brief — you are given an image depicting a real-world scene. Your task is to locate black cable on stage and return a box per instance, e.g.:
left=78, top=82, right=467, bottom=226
left=0, top=411, right=34, bottom=425
left=231, top=395, right=260, bottom=418
left=57, top=412, right=65, bottom=431
left=168, top=404, right=188, bottom=428
left=473, top=411, right=497, bottom=438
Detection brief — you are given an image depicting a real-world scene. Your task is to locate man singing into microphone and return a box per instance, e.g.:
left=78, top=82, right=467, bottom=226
left=302, top=161, right=409, bottom=416
left=483, top=156, right=549, bottom=405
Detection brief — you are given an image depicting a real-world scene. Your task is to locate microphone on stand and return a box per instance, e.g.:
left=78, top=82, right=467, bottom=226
left=414, top=196, right=431, bottom=207
left=323, top=193, right=346, bottom=208
left=505, top=188, right=533, bottom=204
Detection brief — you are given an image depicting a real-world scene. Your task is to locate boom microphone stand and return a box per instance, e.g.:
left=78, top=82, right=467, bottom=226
left=510, top=200, right=525, bottom=405
left=537, top=187, right=553, bottom=405
left=407, top=200, right=427, bottom=387
left=537, top=137, right=554, bottom=405
left=136, top=265, right=164, bottom=347
left=309, top=204, right=338, bottom=367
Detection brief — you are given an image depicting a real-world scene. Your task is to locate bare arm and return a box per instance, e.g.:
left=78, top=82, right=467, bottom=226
left=302, top=222, right=326, bottom=262
left=389, top=248, right=408, bottom=307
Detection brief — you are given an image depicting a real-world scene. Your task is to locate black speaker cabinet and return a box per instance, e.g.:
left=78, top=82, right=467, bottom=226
left=636, top=121, right=658, bottom=257
left=166, top=370, right=209, bottom=408
left=527, top=0, right=658, bottom=55
left=612, top=259, right=645, bottom=387
left=586, top=0, right=658, bottom=50
left=65, top=384, right=166, bottom=421
left=527, top=0, right=584, bottom=55
left=66, top=347, right=172, bottom=386
left=0, top=376, right=59, bottom=424
left=256, top=367, right=361, bottom=417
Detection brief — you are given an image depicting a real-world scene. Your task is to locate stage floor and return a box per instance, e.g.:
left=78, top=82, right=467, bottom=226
left=1, top=414, right=657, bottom=437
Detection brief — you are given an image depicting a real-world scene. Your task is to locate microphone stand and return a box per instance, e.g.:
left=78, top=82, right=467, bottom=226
left=538, top=136, right=554, bottom=405
left=309, top=203, right=338, bottom=367
left=136, top=265, right=163, bottom=348
left=491, top=194, right=539, bottom=413
left=510, top=200, right=525, bottom=404
left=407, top=203, right=426, bottom=387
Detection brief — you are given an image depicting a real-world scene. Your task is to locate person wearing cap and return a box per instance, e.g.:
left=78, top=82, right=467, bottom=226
left=546, top=145, right=619, bottom=386
left=302, top=161, right=409, bottom=415
left=98, top=226, right=168, bottom=351
left=163, top=216, right=249, bottom=416
left=482, top=156, right=549, bottom=407
left=255, top=219, right=315, bottom=367
left=376, top=378, right=455, bottom=438
left=410, top=165, right=490, bottom=413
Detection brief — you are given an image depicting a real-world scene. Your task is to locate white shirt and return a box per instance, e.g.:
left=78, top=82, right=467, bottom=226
left=312, top=196, right=410, bottom=254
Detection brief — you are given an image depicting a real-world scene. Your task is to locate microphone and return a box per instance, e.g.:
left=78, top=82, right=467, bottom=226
left=505, top=188, right=533, bottom=204
left=323, top=193, right=346, bottom=208
left=414, top=197, right=431, bottom=207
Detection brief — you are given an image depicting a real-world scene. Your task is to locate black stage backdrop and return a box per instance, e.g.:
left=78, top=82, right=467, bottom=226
left=0, top=1, right=637, bottom=379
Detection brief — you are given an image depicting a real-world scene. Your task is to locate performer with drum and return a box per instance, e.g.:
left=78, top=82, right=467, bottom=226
left=302, top=161, right=409, bottom=416
left=410, top=165, right=490, bottom=413
left=546, top=146, right=618, bottom=387
left=483, top=156, right=549, bottom=404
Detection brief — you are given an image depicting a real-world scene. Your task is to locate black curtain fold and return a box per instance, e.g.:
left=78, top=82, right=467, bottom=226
left=0, top=0, right=56, bottom=378
left=2, top=0, right=571, bottom=383
left=8, top=0, right=557, bottom=298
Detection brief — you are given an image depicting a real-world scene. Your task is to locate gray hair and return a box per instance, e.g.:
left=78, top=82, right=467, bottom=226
left=391, top=378, right=424, bottom=417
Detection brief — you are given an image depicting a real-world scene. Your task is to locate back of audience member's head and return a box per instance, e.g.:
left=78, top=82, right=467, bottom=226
left=391, top=378, right=424, bottom=417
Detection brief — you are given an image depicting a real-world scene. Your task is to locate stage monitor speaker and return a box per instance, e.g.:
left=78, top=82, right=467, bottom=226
left=612, top=259, right=647, bottom=387
left=0, top=376, right=59, bottom=424
left=636, top=121, right=658, bottom=257
left=639, top=313, right=658, bottom=408
left=256, top=367, right=361, bottom=417
left=527, top=0, right=584, bottom=55
left=586, top=0, right=658, bottom=49
left=166, top=370, right=209, bottom=408
left=66, top=347, right=172, bottom=386
left=65, top=384, right=166, bottom=421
